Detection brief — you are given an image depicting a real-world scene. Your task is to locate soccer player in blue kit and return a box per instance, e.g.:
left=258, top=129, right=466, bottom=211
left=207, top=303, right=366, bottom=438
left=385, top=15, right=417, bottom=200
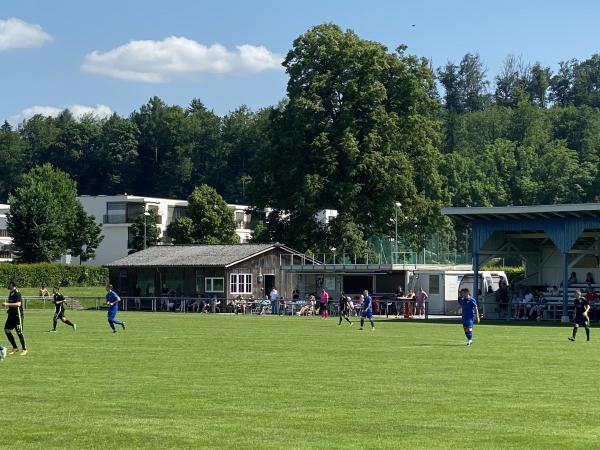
left=458, top=288, right=480, bottom=345
left=360, top=289, right=375, bottom=331
left=106, top=284, right=126, bottom=333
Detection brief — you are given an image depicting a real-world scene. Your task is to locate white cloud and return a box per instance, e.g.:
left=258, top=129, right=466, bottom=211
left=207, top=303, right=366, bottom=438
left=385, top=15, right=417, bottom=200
left=81, top=36, right=284, bottom=82
left=0, top=18, right=52, bottom=51
left=8, top=104, right=113, bottom=124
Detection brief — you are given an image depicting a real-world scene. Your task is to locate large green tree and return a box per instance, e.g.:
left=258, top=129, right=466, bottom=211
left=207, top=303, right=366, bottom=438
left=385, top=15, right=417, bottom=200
left=129, top=208, right=161, bottom=251
left=166, top=185, right=238, bottom=244
left=7, top=164, right=96, bottom=262
left=0, top=121, right=30, bottom=200
left=250, top=24, right=446, bottom=253
left=68, top=203, right=104, bottom=263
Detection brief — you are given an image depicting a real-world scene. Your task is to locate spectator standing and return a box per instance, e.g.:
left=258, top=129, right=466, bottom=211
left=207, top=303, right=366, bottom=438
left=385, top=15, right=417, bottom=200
left=416, top=288, right=428, bottom=318
left=394, top=286, right=404, bottom=319
left=270, top=287, right=279, bottom=315
left=319, top=288, right=330, bottom=320
left=405, top=288, right=415, bottom=318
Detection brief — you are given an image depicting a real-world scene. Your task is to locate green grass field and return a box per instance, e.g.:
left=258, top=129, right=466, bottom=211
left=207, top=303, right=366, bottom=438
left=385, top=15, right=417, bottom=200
left=2, top=312, right=598, bottom=449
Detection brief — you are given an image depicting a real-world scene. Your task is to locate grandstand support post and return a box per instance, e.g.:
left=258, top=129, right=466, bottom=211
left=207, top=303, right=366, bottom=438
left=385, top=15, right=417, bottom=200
left=473, top=252, right=479, bottom=303
left=561, top=251, right=570, bottom=323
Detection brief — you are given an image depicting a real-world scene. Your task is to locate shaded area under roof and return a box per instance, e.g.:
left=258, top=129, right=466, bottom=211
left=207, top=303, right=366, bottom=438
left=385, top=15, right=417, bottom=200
left=442, top=203, right=600, bottom=222
left=105, top=244, right=294, bottom=268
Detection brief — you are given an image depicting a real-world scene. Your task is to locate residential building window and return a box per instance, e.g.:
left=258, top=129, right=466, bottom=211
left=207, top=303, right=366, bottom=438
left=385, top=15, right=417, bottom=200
left=205, top=277, right=224, bottom=293
left=230, top=273, right=252, bottom=294
left=429, top=274, right=440, bottom=294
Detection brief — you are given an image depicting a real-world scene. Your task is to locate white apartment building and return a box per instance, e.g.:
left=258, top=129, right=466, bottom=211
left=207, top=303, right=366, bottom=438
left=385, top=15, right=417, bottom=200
left=77, top=195, right=265, bottom=265
left=0, top=204, right=12, bottom=262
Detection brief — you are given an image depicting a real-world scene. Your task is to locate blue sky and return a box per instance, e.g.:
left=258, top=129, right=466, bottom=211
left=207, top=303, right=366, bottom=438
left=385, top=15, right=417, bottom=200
left=1, top=0, right=599, bottom=123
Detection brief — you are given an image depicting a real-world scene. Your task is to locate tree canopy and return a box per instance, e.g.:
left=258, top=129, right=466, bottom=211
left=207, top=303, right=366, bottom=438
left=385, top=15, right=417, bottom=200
left=7, top=164, right=102, bottom=262
left=3, top=26, right=600, bottom=256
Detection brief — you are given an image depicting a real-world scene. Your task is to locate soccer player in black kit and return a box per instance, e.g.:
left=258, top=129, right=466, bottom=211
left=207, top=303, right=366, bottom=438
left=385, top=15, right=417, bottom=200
left=569, top=290, right=590, bottom=342
left=3, top=281, right=27, bottom=355
left=338, top=292, right=353, bottom=326
left=50, top=286, right=76, bottom=332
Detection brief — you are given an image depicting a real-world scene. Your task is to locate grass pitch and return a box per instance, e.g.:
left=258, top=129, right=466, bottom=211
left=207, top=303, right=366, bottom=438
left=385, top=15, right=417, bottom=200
left=1, top=312, right=598, bottom=449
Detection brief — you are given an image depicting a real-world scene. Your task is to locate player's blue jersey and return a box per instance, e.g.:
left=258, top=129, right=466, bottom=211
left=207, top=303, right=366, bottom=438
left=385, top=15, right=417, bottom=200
left=363, top=295, right=373, bottom=311
left=106, top=290, right=119, bottom=312
left=459, top=296, right=477, bottom=321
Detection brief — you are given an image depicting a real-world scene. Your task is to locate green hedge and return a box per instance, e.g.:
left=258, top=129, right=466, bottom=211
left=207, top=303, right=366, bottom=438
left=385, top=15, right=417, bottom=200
left=482, top=266, right=525, bottom=284
left=0, top=263, right=108, bottom=287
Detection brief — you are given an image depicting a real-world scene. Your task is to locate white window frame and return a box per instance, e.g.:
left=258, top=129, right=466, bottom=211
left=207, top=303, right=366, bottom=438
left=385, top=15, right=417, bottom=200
left=205, top=277, right=224, bottom=293
left=230, top=273, right=252, bottom=294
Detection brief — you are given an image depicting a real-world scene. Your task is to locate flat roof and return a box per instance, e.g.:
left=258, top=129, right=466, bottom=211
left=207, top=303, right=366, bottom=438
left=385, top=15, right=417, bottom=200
left=442, top=203, right=600, bottom=222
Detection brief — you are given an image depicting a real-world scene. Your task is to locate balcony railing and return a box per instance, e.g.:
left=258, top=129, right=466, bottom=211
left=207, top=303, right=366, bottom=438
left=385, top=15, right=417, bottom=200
left=103, top=214, right=162, bottom=224
left=0, top=229, right=9, bottom=237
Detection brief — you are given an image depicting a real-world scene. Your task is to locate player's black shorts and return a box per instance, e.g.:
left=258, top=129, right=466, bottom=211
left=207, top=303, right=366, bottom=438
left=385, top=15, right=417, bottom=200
left=5, top=315, right=23, bottom=331
left=575, top=316, right=589, bottom=326
left=54, top=309, right=65, bottom=319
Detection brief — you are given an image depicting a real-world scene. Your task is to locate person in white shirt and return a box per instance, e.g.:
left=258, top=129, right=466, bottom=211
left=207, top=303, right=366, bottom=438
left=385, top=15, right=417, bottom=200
left=270, top=287, right=279, bottom=315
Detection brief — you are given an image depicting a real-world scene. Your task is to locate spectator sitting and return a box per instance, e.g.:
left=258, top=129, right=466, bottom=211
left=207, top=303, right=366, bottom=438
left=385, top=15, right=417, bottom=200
left=528, top=290, right=547, bottom=320
left=568, top=272, right=577, bottom=285
left=278, top=296, right=287, bottom=315
left=39, top=286, right=49, bottom=300
left=233, top=294, right=244, bottom=315
left=292, top=289, right=300, bottom=301
left=586, top=288, right=599, bottom=322
left=202, top=298, right=211, bottom=313
left=511, top=292, right=521, bottom=318
left=258, top=296, right=271, bottom=315
left=550, top=285, right=559, bottom=297
left=519, top=290, right=534, bottom=319
left=189, top=298, right=202, bottom=312
left=297, top=295, right=315, bottom=316
left=586, top=272, right=595, bottom=284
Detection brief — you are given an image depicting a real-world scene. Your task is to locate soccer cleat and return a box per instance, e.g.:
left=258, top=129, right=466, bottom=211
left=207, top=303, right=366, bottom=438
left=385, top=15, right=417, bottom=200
left=568, top=337, right=575, bottom=341
left=0, top=347, right=6, bottom=361
left=349, top=322, right=353, bottom=326
left=112, top=330, right=118, bottom=333
left=73, top=324, right=77, bottom=332
left=371, top=327, right=375, bottom=331
left=20, top=350, right=28, bottom=356
left=467, top=339, right=473, bottom=346
left=359, top=327, right=363, bottom=331
left=121, top=322, right=126, bottom=330
left=8, top=348, right=19, bottom=355
left=48, top=330, right=57, bottom=333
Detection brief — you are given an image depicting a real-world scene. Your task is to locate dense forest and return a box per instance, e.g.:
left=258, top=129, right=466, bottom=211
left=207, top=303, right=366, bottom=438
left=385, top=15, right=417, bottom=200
left=2, top=24, right=600, bottom=254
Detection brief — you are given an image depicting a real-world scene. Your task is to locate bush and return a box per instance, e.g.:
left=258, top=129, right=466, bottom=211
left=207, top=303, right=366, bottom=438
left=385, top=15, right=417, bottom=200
left=0, top=263, right=108, bottom=287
